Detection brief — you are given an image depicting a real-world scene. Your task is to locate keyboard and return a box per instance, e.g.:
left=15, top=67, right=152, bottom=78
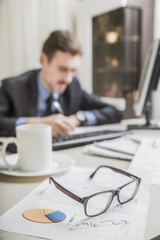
left=52, top=130, right=129, bottom=150
left=2, top=129, right=129, bottom=153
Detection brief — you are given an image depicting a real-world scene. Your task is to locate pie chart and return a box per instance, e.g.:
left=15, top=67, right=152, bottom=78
left=22, top=209, right=66, bottom=223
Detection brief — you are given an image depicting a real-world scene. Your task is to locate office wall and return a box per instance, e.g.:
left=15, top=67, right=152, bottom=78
left=0, top=0, right=77, bottom=80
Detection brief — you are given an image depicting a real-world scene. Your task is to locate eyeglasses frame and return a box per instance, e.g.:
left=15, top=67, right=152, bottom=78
left=49, top=165, right=141, bottom=217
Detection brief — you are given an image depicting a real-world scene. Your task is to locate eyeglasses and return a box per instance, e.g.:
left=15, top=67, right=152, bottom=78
left=49, top=165, right=141, bottom=217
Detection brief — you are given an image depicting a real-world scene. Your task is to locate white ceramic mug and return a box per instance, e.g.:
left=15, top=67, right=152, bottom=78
left=2, top=124, right=52, bottom=171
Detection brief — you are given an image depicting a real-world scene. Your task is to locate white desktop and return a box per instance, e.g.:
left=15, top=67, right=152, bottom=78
left=0, top=120, right=160, bottom=240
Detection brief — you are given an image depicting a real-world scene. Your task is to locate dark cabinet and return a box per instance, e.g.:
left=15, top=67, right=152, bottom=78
left=92, top=7, right=141, bottom=116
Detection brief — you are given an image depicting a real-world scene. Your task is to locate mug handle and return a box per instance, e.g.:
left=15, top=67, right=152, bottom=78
left=2, top=137, right=19, bottom=170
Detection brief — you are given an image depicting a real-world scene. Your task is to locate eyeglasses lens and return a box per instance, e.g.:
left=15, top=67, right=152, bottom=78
left=118, top=180, right=138, bottom=203
left=86, top=192, right=113, bottom=216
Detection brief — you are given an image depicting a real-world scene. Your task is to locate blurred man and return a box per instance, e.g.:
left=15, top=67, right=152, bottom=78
left=0, top=30, right=122, bottom=136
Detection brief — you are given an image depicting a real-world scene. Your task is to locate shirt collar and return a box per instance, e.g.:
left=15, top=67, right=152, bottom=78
left=37, top=73, right=59, bottom=101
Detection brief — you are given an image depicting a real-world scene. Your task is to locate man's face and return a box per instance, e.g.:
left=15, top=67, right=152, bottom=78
left=40, top=50, right=81, bottom=93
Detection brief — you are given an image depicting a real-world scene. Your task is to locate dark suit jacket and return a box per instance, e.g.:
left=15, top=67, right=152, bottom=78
left=0, top=69, right=122, bottom=136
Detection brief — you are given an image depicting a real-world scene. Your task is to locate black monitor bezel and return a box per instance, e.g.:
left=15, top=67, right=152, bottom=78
left=133, top=39, right=160, bottom=117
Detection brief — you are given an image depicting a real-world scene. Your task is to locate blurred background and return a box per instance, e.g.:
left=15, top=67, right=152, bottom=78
left=0, top=0, right=160, bottom=119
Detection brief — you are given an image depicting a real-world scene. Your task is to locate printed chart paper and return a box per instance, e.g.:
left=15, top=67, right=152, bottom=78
left=130, top=138, right=160, bottom=185
left=0, top=167, right=150, bottom=240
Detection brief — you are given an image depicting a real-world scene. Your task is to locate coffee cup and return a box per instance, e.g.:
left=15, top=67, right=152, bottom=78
left=2, top=124, right=52, bottom=172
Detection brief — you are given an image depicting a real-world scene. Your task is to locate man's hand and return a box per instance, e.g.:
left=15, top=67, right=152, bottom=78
left=26, top=114, right=80, bottom=136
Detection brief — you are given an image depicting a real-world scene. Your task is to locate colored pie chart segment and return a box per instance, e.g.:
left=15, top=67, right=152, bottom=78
left=44, top=209, right=66, bottom=223
left=22, top=209, right=66, bottom=223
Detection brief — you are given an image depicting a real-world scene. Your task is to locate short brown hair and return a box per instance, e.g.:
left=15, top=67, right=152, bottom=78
left=42, top=30, right=82, bottom=62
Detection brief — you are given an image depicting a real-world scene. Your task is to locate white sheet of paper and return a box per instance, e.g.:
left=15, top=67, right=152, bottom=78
left=0, top=167, right=150, bottom=240
left=129, top=138, right=160, bottom=185
left=95, top=136, right=140, bottom=156
left=83, top=145, right=133, bottom=160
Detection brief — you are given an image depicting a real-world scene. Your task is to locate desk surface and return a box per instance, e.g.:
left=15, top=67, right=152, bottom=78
left=0, top=119, right=160, bottom=240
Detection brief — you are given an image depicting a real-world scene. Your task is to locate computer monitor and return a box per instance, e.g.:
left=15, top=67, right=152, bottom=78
left=128, top=38, right=160, bottom=130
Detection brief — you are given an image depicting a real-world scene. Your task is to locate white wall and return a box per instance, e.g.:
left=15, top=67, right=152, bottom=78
left=0, top=0, right=78, bottom=80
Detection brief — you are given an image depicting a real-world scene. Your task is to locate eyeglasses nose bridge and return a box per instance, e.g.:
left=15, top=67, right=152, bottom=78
left=112, top=188, right=121, bottom=203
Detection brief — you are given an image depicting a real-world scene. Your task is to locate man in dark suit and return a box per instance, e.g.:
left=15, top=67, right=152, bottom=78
left=0, top=30, right=122, bottom=137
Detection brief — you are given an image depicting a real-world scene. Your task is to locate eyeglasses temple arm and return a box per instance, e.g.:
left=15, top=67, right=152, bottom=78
left=49, top=177, right=84, bottom=204
left=89, top=165, right=141, bottom=182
